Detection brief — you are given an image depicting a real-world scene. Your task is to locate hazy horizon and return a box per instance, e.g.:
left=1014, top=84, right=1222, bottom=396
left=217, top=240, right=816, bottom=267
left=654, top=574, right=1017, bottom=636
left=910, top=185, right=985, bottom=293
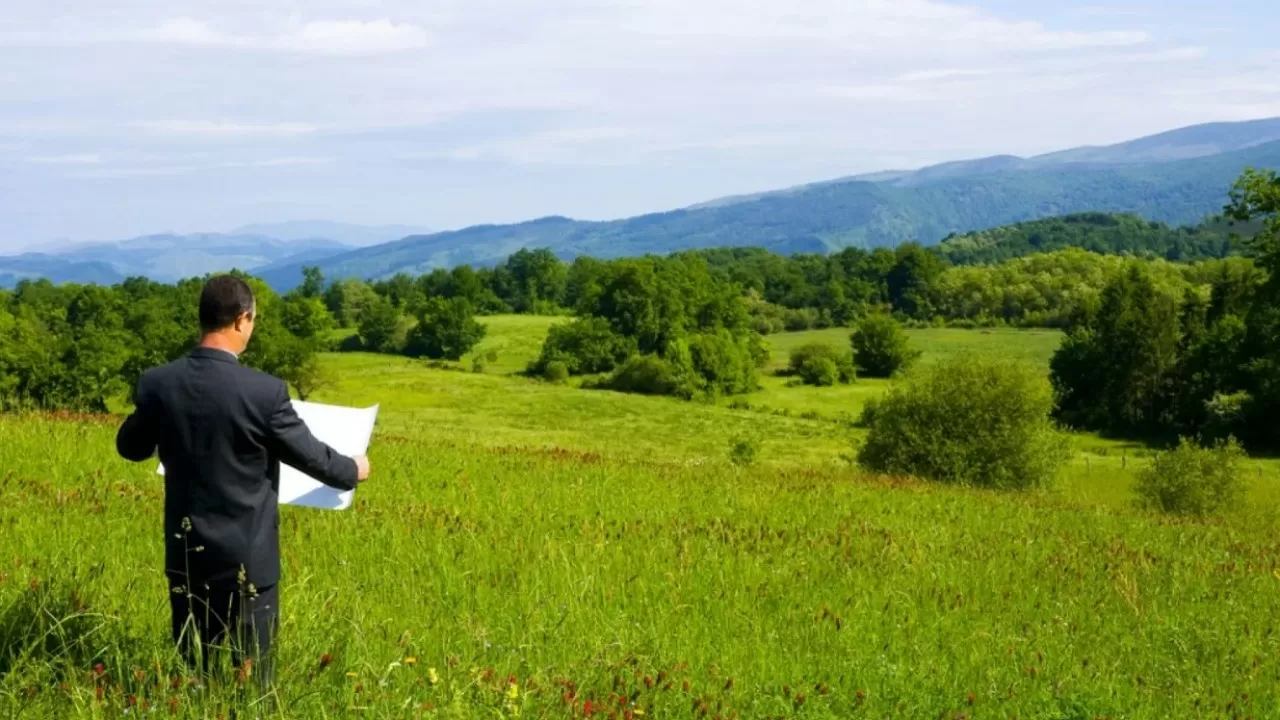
left=3, top=0, right=1278, bottom=249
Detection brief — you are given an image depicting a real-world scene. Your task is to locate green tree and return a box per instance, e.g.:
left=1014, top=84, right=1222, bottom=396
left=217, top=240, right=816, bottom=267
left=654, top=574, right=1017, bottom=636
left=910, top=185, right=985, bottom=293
left=1224, top=168, right=1280, bottom=449
left=530, top=317, right=636, bottom=376
left=357, top=297, right=404, bottom=354
left=404, top=297, right=487, bottom=361
left=851, top=314, right=919, bottom=378
left=281, top=294, right=335, bottom=340
left=1050, top=265, right=1182, bottom=436
left=886, top=243, right=945, bottom=319
left=299, top=266, right=326, bottom=299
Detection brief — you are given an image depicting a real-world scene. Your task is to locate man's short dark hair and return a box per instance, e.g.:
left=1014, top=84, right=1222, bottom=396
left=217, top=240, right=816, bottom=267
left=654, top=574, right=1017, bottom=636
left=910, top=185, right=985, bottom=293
left=199, top=275, right=256, bottom=332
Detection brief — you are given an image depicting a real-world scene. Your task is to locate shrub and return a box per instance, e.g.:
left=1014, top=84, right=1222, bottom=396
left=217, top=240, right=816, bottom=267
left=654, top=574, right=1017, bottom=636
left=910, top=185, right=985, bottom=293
left=783, top=308, right=820, bottom=332
left=685, top=331, right=759, bottom=398
left=856, top=354, right=1069, bottom=490
left=531, top=317, right=636, bottom=376
left=851, top=314, right=920, bottom=378
left=787, top=343, right=856, bottom=385
left=404, top=298, right=487, bottom=361
left=471, top=355, right=488, bottom=373
left=543, top=360, right=570, bottom=384
left=729, top=435, right=761, bottom=466
left=798, top=356, right=839, bottom=387
left=606, top=355, right=681, bottom=396
left=1134, top=437, right=1245, bottom=517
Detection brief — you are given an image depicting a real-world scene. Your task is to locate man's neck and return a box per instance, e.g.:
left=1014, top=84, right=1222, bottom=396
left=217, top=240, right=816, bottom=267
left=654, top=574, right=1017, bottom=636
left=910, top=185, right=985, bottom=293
left=199, top=336, right=241, bottom=357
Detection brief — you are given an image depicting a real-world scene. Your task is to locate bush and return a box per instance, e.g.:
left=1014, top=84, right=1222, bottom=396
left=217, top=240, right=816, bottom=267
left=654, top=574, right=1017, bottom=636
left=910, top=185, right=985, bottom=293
left=685, top=331, right=759, bottom=398
left=530, top=317, right=636, bottom=376
left=729, top=435, right=761, bottom=466
left=783, top=307, right=821, bottom=332
left=543, top=360, right=570, bottom=384
left=851, top=314, right=920, bottom=378
left=787, top=343, right=856, bottom=385
left=1134, top=437, right=1245, bottom=517
left=605, top=355, right=681, bottom=396
left=404, top=297, right=487, bottom=360
left=798, top=357, right=839, bottom=387
left=856, top=354, right=1069, bottom=490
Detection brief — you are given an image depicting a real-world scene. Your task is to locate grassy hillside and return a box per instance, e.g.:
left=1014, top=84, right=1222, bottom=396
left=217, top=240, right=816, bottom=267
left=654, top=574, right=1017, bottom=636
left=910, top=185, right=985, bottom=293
left=4, top=318, right=1280, bottom=717
left=262, top=139, right=1280, bottom=289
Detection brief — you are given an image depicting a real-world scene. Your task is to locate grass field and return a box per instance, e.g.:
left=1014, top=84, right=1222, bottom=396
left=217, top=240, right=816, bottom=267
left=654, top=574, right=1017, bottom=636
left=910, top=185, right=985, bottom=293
left=3, top=316, right=1280, bottom=718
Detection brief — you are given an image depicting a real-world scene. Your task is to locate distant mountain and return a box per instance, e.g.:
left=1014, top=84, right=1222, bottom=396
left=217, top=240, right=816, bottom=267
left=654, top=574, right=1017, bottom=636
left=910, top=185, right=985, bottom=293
left=0, top=233, right=352, bottom=287
left=934, top=213, right=1244, bottom=266
left=231, top=221, right=432, bottom=247
left=698, top=117, right=1280, bottom=205
left=0, top=255, right=125, bottom=287
left=262, top=119, right=1280, bottom=290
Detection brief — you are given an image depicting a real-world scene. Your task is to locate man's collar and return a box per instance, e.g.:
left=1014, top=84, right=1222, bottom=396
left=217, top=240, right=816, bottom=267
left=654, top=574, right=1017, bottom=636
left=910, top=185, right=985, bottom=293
left=190, top=346, right=240, bottom=363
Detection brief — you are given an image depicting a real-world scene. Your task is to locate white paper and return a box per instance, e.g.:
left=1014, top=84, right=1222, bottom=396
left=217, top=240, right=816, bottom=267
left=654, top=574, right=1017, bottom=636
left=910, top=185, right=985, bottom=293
left=157, top=400, right=378, bottom=511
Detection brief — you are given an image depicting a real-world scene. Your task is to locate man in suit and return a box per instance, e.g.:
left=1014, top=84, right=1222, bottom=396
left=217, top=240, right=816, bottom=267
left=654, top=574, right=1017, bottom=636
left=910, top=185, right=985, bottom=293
left=115, top=274, right=370, bottom=688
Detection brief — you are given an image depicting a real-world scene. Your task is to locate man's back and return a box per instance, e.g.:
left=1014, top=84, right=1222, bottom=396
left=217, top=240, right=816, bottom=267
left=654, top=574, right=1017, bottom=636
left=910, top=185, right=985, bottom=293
left=117, top=347, right=357, bottom=589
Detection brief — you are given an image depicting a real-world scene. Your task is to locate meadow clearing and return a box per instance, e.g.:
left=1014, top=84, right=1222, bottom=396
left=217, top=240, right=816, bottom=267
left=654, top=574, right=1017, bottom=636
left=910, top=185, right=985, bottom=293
left=2, top=316, right=1279, bottom=718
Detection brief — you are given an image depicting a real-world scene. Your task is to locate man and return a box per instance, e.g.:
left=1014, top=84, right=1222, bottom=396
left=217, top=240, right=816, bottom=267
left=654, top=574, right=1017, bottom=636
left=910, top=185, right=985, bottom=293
left=115, top=274, right=370, bottom=688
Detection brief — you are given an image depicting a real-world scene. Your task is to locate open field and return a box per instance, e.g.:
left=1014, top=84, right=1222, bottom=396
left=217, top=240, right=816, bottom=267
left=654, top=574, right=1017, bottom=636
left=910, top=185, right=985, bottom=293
left=3, top=317, right=1280, bottom=718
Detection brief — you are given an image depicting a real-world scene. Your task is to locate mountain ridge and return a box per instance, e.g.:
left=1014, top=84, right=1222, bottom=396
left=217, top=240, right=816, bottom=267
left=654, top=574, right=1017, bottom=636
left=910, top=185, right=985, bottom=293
left=261, top=127, right=1280, bottom=290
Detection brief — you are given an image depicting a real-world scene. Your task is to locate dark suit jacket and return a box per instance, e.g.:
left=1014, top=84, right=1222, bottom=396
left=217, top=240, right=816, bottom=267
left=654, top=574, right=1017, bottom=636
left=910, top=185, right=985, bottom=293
left=116, top=346, right=358, bottom=589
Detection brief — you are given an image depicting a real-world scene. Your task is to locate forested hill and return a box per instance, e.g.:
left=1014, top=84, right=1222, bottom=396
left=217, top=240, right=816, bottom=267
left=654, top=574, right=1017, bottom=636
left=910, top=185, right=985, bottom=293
left=934, top=213, right=1244, bottom=265
left=263, top=136, right=1280, bottom=290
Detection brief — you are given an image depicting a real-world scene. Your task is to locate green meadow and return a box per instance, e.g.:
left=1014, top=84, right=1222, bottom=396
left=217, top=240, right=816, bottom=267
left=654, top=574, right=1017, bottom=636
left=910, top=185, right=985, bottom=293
left=3, top=316, right=1280, bottom=718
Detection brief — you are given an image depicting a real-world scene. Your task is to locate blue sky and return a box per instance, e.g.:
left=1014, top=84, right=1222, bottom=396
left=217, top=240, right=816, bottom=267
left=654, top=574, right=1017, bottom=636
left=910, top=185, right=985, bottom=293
left=1, top=0, right=1277, bottom=249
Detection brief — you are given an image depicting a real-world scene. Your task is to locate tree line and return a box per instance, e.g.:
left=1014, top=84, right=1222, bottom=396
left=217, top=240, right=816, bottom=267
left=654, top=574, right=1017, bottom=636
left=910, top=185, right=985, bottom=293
left=1049, top=169, right=1280, bottom=451
left=0, top=172, right=1274, bottom=437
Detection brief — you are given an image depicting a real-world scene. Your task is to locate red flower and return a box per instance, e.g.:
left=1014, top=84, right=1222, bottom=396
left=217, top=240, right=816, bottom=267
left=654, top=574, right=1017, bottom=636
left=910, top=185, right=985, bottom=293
left=319, top=653, right=333, bottom=669
left=584, top=699, right=596, bottom=717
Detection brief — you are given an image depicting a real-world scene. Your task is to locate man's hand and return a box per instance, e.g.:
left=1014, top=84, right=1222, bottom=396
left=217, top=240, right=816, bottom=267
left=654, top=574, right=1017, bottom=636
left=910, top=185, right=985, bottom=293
left=354, top=455, right=371, bottom=482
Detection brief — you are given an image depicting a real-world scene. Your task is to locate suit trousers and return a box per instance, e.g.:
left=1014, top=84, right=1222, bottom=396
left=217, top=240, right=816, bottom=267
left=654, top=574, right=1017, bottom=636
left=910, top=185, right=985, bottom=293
left=169, top=579, right=279, bottom=689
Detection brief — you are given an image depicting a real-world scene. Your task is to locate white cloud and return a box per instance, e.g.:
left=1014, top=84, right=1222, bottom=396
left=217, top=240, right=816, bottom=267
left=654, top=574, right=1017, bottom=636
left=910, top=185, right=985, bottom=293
left=27, top=153, right=102, bottom=165
left=131, top=121, right=317, bottom=137
left=896, top=69, right=995, bottom=83
left=238, top=156, right=334, bottom=168
left=136, top=17, right=429, bottom=55
left=290, top=20, right=429, bottom=54
left=1, top=0, right=1276, bottom=244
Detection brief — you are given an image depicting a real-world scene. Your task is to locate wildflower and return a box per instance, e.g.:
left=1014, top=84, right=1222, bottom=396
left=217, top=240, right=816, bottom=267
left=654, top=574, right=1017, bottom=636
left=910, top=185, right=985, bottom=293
left=319, top=653, right=333, bottom=669
left=181, top=517, right=192, bottom=532
left=404, top=656, right=417, bottom=666
left=346, top=672, right=359, bottom=679
left=584, top=699, right=596, bottom=717
left=506, top=682, right=519, bottom=701
left=428, top=668, right=439, bottom=686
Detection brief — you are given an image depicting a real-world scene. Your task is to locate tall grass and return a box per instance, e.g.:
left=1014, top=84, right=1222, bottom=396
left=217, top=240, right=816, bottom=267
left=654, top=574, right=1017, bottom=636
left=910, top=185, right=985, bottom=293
left=3, top=324, right=1280, bottom=717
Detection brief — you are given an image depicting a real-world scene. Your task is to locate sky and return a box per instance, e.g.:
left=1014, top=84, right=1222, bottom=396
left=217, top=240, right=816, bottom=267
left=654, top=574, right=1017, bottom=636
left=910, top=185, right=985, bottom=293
left=1, top=0, right=1278, bottom=249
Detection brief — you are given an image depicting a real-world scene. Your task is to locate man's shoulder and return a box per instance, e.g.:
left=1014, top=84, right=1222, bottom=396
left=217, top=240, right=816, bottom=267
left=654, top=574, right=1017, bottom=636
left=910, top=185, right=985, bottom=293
left=224, top=361, right=289, bottom=395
